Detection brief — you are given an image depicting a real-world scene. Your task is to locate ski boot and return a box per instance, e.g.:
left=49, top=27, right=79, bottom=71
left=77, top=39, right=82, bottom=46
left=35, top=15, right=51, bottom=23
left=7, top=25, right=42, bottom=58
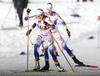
left=55, top=62, right=64, bottom=72
left=72, top=56, right=85, bottom=66
left=41, top=60, right=49, bottom=70
left=33, top=59, right=40, bottom=70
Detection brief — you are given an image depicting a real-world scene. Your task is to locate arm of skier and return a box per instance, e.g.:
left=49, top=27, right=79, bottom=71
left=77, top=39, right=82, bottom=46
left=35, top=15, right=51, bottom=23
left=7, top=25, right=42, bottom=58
left=57, top=13, right=71, bottom=38
left=24, top=8, right=36, bottom=21
left=26, top=23, right=37, bottom=36
left=24, top=15, right=36, bottom=21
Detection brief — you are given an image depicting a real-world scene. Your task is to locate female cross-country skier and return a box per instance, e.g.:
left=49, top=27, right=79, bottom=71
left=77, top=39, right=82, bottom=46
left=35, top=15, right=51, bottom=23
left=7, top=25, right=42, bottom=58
left=25, top=8, right=64, bottom=71
left=40, top=2, right=85, bottom=70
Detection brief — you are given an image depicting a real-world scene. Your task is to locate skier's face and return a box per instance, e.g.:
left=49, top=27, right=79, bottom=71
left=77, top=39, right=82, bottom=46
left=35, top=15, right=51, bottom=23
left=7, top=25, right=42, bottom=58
left=46, top=7, right=52, bottom=15
left=37, top=14, right=43, bottom=19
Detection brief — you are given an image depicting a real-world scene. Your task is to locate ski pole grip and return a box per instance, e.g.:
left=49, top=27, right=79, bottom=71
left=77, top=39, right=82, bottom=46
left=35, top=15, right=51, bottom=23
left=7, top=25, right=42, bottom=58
left=27, top=8, right=31, bottom=14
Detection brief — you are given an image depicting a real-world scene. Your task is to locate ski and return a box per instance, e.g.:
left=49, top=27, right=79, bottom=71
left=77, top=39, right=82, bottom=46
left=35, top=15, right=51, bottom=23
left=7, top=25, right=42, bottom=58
left=75, top=64, right=98, bottom=68
left=14, top=69, right=79, bottom=73
left=50, top=70, right=79, bottom=73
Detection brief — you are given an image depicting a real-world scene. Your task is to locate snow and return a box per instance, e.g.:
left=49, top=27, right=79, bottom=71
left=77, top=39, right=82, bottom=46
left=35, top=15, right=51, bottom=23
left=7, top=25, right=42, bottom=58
left=0, top=0, right=100, bottom=76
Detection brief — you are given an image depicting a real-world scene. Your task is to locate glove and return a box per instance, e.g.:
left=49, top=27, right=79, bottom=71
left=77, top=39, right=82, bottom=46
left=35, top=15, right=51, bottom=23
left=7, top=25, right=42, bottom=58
left=27, top=8, right=31, bottom=14
left=43, top=21, right=49, bottom=25
left=66, top=29, right=71, bottom=38
left=26, top=29, right=32, bottom=36
left=43, top=21, right=50, bottom=28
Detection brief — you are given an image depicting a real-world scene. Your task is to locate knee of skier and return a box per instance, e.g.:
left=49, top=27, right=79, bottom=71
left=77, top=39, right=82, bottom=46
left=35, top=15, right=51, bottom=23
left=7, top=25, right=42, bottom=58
left=62, top=43, right=69, bottom=51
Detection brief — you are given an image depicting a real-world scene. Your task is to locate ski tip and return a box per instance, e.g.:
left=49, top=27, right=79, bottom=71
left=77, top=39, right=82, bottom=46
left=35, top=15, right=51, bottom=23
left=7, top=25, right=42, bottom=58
left=88, top=65, right=98, bottom=68
left=75, top=64, right=98, bottom=68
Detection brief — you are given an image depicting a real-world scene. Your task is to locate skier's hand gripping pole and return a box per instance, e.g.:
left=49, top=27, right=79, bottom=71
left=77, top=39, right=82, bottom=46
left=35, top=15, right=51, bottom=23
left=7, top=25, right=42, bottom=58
left=43, top=21, right=53, bottom=29
left=26, top=8, right=32, bottom=36
left=44, top=23, right=74, bottom=71
left=27, top=8, right=31, bottom=15
left=26, top=29, right=32, bottom=36
left=66, top=29, right=71, bottom=38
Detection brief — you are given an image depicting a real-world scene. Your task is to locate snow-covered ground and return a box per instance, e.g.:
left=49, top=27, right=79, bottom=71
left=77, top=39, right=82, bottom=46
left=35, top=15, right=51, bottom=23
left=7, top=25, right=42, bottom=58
left=0, top=0, right=100, bottom=76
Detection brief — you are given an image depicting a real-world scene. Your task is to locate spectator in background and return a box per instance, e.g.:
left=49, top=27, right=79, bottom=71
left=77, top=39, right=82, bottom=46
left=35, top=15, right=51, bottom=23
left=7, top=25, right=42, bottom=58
left=13, top=0, right=28, bottom=27
left=77, top=0, right=79, bottom=2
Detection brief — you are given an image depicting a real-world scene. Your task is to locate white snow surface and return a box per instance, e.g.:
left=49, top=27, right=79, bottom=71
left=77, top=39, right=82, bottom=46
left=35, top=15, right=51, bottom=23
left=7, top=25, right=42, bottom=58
left=0, top=0, right=100, bottom=76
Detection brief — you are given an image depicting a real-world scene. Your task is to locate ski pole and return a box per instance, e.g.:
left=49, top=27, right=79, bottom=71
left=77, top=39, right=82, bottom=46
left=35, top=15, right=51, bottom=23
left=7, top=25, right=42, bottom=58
left=66, top=36, right=69, bottom=43
left=1, top=4, right=13, bottom=27
left=29, top=37, right=34, bottom=45
left=26, top=13, right=30, bottom=72
left=47, top=28, right=75, bottom=72
left=29, top=38, right=34, bottom=54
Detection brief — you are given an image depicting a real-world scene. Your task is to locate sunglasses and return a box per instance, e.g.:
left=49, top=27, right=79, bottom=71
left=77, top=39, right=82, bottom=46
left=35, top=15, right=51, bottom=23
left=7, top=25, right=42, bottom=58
left=46, top=9, right=52, bottom=11
left=36, top=15, right=42, bottom=18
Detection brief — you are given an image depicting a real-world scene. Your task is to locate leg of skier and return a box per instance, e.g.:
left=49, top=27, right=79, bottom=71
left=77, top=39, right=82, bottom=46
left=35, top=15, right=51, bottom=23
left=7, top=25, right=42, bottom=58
left=41, top=42, right=59, bottom=70
left=41, top=42, right=49, bottom=70
left=33, top=35, right=64, bottom=71
left=46, top=38, right=64, bottom=71
left=41, top=38, right=64, bottom=71
left=62, top=41, right=85, bottom=66
left=33, top=35, right=44, bottom=70
left=52, top=31, right=85, bottom=66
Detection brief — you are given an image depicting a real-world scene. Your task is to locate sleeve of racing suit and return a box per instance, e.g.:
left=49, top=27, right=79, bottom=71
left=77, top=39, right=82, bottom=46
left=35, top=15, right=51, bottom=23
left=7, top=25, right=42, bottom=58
left=56, top=13, right=68, bottom=29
